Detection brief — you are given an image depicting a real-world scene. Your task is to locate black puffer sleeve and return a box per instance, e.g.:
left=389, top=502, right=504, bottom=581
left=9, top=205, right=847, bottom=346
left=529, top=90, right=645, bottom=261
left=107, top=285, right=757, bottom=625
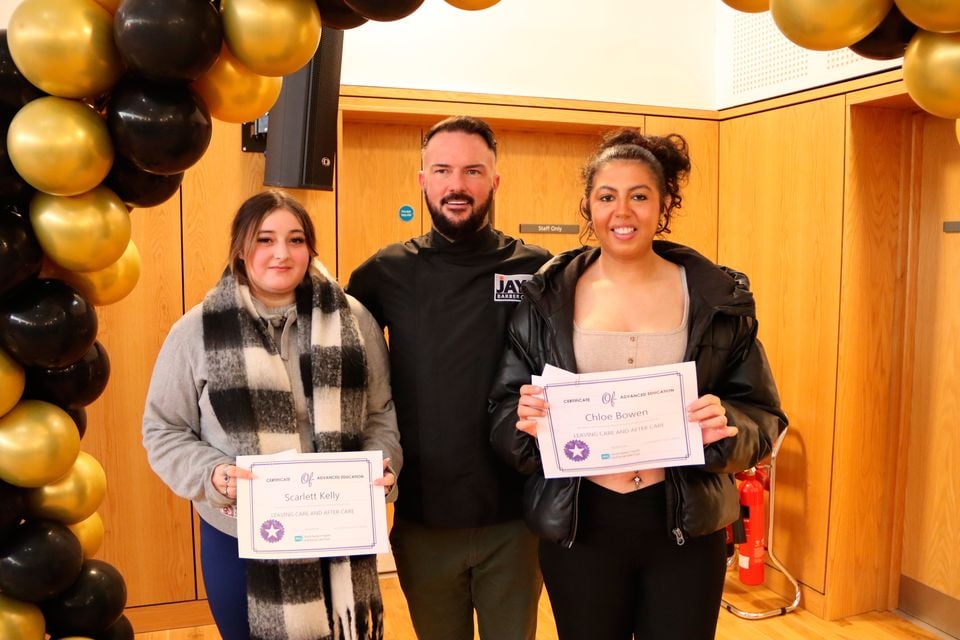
left=488, top=299, right=544, bottom=476
left=702, top=316, right=787, bottom=473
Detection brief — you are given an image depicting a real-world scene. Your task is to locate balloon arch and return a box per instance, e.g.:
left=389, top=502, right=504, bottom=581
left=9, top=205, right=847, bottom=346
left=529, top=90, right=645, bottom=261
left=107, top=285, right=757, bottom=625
left=1, top=0, right=959, bottom=637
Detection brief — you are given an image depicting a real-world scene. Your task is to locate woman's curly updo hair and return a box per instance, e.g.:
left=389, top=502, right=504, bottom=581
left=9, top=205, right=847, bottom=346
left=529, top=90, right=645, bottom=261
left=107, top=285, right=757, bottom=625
left=580, top=129, right=691, bottom=238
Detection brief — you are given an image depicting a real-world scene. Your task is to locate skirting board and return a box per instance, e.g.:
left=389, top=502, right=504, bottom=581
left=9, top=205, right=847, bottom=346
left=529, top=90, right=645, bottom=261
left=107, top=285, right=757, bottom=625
left=899, top=576, right=960, bottom=639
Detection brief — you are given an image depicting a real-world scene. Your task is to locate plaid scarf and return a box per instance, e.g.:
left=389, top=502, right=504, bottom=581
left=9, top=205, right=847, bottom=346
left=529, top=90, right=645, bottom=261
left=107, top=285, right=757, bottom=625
left=202, top=261, right=383, bottom=640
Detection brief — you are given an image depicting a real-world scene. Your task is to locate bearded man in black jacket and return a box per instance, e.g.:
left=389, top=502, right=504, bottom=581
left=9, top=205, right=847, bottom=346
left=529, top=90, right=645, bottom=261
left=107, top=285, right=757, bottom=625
left=347, top=116, right=551, bottom=640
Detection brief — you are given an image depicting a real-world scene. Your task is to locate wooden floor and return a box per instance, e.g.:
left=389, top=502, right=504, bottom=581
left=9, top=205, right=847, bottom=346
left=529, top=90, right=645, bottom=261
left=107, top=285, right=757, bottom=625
left=135, top=574, right=948, bottom=640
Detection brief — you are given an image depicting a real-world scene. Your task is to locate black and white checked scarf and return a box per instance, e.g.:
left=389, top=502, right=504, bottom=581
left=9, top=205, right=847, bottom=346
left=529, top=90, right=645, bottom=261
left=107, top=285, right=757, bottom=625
left=202, top=261, right=383, bottom=640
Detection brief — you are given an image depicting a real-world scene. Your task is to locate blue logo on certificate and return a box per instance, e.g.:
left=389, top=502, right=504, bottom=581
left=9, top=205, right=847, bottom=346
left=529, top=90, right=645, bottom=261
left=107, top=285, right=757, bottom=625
left=563, top=439, right=590, bottom=461
left=260, top=519, right=285, bottom=543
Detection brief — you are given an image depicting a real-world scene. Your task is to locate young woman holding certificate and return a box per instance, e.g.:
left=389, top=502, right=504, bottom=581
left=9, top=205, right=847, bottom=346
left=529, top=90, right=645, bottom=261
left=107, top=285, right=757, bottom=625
left=489, top=130, right=787, bottom=640
left=142, top=190, right=401, bottom=640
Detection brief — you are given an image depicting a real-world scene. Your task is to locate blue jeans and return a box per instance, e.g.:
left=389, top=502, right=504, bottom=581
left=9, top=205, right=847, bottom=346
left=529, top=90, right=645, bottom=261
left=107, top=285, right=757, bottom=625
left=199, top=518, right=250, bottom=640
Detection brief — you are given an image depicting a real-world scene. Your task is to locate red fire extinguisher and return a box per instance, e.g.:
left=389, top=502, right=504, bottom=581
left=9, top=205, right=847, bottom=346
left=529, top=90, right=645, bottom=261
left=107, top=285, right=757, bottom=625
left=738, top=467, right=765, bottom=585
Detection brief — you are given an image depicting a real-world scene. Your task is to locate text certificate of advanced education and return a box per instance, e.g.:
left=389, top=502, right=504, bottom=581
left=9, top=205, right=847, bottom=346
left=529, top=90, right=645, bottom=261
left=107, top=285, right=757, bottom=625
left=235, top=451, right=389, bottom=560
left=534, top=362, right=704, bottom=479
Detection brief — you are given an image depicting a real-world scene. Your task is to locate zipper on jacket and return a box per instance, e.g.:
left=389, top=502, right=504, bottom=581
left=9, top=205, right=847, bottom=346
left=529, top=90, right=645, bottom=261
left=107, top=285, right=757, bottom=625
left=669, top=472, right=686, bottom=546
left=565, top=478, right=582, bottom=549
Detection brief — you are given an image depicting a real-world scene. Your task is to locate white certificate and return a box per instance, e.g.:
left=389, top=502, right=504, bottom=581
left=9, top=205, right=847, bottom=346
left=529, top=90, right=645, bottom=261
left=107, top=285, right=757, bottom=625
left=534, top=362, right=704, bottom=479
left=235, top=451, right=389, bottom=560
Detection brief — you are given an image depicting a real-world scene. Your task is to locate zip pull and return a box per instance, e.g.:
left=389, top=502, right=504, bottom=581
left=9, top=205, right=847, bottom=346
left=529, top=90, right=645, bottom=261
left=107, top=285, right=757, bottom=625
left=672, top=527, right=686, bottom=546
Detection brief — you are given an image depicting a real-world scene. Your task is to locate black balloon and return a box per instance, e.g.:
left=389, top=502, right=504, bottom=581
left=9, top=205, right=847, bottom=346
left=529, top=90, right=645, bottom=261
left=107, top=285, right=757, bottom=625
left=25, top=340, right=110, bottom=408
left=114, top=0, right=222, bottom=83
left=343, top=0, right=423, bottom=21
left=317, top=0, right=369, bottom=29
left=41, top=559, right=128, bottom=638
left=92, top=614, right=135, bottom=640
left=0, top=30, right=46, bottom=111
left=65, top=405, right=88, bottom=439
left=0, top=480, right=25, bottom=536
left=0, top=279, right=98, bottom=369
left=0, top=201, right=43, bottom=299
left=850, top=5, right=918, bottom=61
left=1, top=110, right=35, bottom=203
left=105, top=155, right=184, bottom=208
left=0, top=519, right=84, bottom=602
left=107, top=77, right=213, bottom=176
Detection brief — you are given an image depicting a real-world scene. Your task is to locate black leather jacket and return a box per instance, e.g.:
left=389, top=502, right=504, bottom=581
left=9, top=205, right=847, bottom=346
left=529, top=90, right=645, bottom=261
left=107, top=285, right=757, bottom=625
left=488, top=242, right=787, bottom=547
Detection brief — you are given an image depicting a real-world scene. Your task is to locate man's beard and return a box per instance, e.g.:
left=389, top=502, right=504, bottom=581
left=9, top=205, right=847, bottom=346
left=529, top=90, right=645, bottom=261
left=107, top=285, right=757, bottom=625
left=425, top=188, right=495, bottom=242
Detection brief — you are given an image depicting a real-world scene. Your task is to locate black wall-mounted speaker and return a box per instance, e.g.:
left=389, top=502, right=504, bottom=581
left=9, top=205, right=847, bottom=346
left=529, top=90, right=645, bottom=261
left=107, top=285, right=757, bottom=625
left=263, top=27, right=344, bottom=191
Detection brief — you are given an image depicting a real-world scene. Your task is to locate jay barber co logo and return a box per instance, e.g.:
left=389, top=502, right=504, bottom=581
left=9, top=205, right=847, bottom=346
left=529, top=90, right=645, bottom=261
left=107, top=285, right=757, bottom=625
left=493, top=273, right=533, bottom=302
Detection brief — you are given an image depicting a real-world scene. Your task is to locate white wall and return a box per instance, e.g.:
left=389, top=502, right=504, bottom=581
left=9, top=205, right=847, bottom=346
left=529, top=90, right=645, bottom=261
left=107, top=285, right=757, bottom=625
left=1, top=1, right=15, bottom=29
left=1, top=0, right=901, bottom=110
left=714, top=3, right=899, bottom=109
left=340, top=0, right=719, bottom=110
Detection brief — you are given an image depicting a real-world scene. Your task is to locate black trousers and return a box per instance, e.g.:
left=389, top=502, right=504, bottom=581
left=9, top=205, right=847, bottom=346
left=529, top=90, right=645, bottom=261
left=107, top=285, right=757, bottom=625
left=539, top=480, right=727, bottom=640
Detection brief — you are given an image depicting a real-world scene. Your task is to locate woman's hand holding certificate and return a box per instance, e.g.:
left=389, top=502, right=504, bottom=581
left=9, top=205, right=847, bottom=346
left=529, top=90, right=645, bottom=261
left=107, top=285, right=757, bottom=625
left=531, top=362, right=705, bottom=479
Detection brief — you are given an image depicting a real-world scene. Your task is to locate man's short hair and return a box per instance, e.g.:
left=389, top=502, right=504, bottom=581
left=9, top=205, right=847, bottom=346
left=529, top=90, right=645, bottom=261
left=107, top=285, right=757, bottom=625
left=422, top=116, right=497, bottom=157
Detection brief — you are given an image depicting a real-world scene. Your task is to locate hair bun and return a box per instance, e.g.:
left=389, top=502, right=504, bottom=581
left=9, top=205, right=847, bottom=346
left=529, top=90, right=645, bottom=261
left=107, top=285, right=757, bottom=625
left=599, top=129, right=646, bottom=152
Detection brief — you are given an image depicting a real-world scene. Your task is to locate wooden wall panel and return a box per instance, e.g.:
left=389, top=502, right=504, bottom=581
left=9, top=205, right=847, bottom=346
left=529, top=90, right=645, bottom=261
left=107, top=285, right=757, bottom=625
left=902, top=115, right=960, bottom=600
left=83, top=195, right=196, bottom=607
left=181, top=121, right=266, bottom=309
left=826, top=105, right=917, bottom=618
left=337, top=122, right=423, bottom=282
left=718, top=97, right=846, bottom=593
left=181, top=120, right=337, bottom=306
left=494, top=129, right=598, bottom=255
left=646, top=116, right=719, bottom=261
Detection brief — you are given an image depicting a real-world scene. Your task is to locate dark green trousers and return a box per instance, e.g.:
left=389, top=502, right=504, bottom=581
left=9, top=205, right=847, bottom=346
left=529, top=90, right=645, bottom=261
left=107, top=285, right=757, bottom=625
left=390, top=517, right=542, bottom=640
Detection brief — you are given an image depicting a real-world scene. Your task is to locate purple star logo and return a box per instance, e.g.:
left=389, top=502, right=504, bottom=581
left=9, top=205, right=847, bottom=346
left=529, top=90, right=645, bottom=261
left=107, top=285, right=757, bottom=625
left=563, top=439, right=590, bottom=461
left=260, top=519, right=285, bottom=542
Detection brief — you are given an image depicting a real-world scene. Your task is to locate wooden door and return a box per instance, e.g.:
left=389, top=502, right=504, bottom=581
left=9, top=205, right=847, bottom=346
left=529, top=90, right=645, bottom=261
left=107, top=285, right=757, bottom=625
left=718, top=97, right=846, bottom=593
left=899, top=115, right=960, bottom=637
left=494, top=129, right=599, bottom=255
left=645, top=116, right=719, bottom=261
left=83, top=194, right=194, bottom=607
left=337, top=122, right=423, bottom=282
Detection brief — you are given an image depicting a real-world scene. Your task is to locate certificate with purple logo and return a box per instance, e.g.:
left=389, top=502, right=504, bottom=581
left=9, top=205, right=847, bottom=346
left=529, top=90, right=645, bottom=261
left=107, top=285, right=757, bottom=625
left=534, top=362, right=704, bottom=479
left=235, top=451, right=389, bottom=560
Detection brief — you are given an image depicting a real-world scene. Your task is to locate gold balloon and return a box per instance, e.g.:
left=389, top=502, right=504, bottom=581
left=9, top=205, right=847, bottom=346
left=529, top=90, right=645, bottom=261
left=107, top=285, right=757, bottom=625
left=7, top=0, right=123, bottom=99
left=722, top=0, right=770, bottom=12
left=222, top=0, right=322, bottom=77
left=444, top=0, right=502, bottom=9
left=0, top=594, right=45, bottom=640
left=29, top=186, right=131, bottom=273
left=192, top=46, right=283, bottom=123
left=51, top=238, right=141, bottom=306
left=770, top=0, right=893, bottom=50
left=0, top=400, right=80, bottom=488
left=0, top=348, right=25, bottom=419
left=7, top=97, right=114, bottom=197
left=26, top=450, right=107, bottom=524
left=956, top=119, right=960, bottom=146
left=904, top=31, right=960, bottom=119
left=67, top=511, right=105, bottom=558
left=895, top=0, right=960, bottom=33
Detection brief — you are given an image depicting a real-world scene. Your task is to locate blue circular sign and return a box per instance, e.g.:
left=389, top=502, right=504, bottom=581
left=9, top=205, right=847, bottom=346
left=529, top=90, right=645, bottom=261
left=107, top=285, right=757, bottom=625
left=399, top=205, right=415, bottom=222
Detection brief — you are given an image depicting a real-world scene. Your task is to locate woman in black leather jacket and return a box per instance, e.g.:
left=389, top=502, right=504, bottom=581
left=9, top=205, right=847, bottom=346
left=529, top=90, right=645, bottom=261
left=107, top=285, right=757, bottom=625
left=488, top=129, right=787, bottom=640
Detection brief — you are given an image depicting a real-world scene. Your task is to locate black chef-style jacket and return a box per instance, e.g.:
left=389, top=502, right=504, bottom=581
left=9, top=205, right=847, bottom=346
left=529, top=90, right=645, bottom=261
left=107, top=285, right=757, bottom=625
left=346, top=225, right=551, bottom=528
